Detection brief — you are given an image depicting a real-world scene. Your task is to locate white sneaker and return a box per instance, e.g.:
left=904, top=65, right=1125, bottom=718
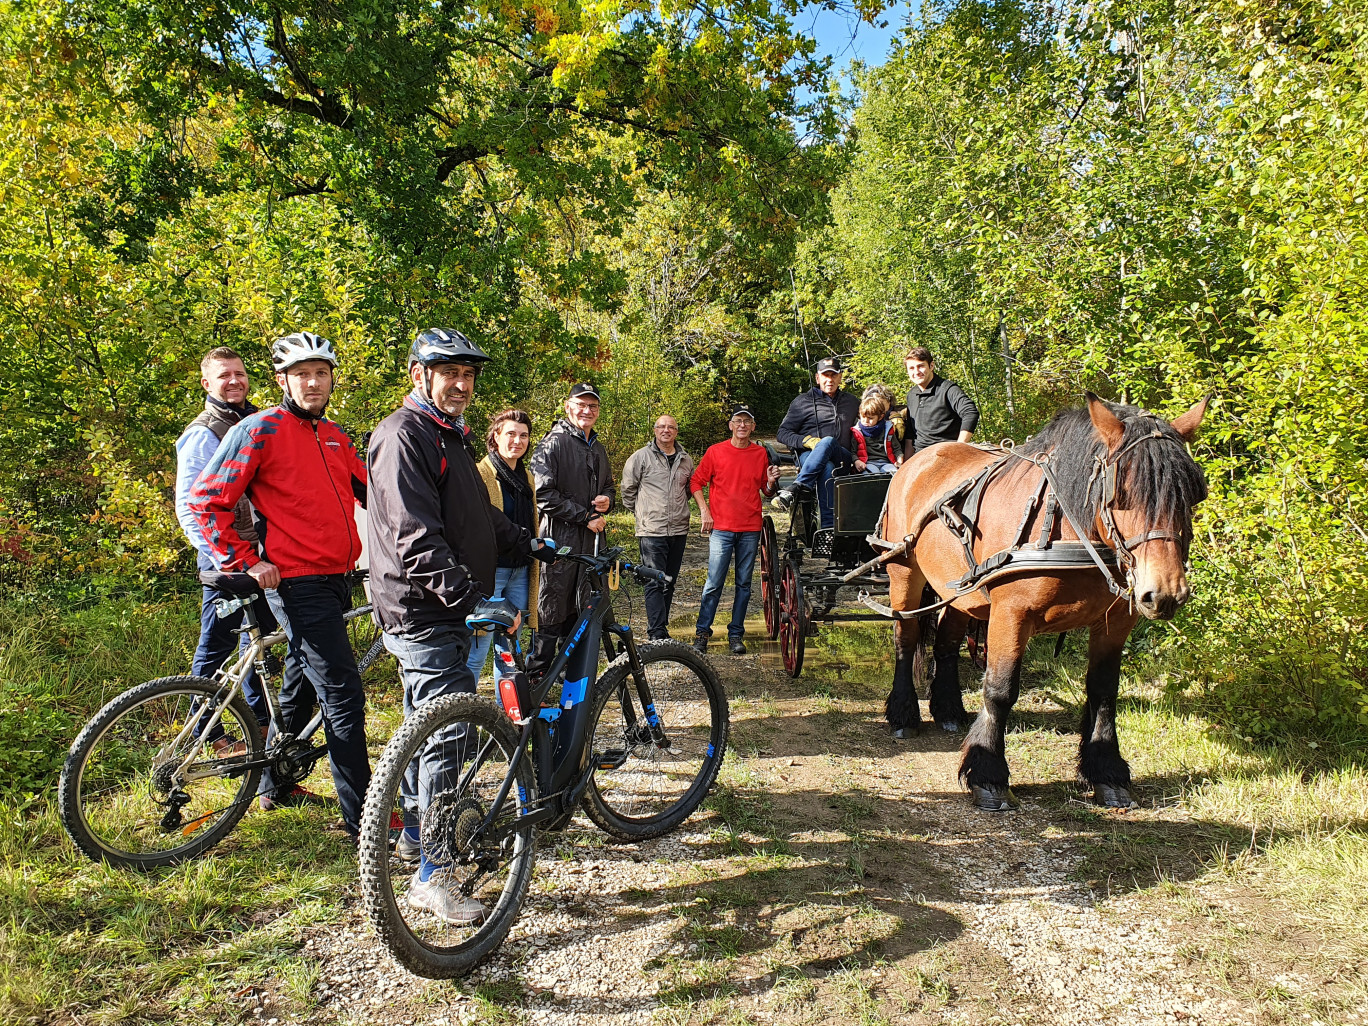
left=406, top=870, right=486, bottom=924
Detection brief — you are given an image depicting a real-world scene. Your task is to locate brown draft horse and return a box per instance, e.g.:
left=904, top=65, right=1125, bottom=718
left=881, top=394, right=1208, bottom=810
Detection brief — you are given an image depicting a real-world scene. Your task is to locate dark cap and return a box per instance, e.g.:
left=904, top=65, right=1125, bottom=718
left=730, top=404, right=756, bottom=421
left=567, top=382, right=601, bottom=402
left=815, top=356, right=845, bottom=375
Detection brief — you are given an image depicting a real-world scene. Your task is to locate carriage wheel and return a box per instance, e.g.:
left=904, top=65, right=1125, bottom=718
left=760, top=516, right=780, bottom=641
left=965, top=618, right=989, bottom=671
left=778, top=556, right=806, bottom=679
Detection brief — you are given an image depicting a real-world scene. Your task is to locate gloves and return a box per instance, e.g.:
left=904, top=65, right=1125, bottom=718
left=530, top=537, right=558, bottom=564
left=803, top=435, right=820, bottom=450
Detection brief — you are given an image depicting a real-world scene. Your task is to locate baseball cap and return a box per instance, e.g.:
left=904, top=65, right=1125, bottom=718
left=567, top=382, right=601, bottom=402
left=730, top=404, right=756, bottom=421
left=815, top=356, right=845, bottom=375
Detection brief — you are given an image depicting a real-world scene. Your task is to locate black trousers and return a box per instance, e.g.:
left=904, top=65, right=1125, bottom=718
left=637, top=535, right=687, bottom=640
left=259, top=574, right=371, bottom=835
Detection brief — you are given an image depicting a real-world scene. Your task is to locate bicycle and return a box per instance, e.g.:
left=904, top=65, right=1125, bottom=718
left=356, top=544, right=730, bottom=978
left=58, top=569, right=388, bottom=870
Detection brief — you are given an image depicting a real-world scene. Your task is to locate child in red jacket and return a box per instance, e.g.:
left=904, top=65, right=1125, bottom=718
left=850, top=389, right=902, bottom=474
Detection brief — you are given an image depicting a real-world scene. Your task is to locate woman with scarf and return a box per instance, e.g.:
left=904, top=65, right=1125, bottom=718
left=466, top=409, right=540, bottom=683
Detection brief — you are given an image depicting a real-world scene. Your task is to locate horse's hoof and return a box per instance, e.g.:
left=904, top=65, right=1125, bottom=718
left=1093, top=784, right=1136, bottom=809
left=970, top=784, right=1020, bottom=812
left=938, top=720, right=959, bottom=733
left=892, top=726, right=920, bottom=740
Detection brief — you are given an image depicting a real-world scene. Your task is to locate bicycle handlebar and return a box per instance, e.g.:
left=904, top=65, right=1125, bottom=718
left=551, top=546, right=671, bottom=585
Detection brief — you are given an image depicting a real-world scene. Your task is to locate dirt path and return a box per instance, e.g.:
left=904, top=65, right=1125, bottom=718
left=288, top=532, right=1354, bottom=1026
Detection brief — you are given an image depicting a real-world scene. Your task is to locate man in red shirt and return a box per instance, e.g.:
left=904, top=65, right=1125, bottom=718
left=690, top=406, right=781, bottom=654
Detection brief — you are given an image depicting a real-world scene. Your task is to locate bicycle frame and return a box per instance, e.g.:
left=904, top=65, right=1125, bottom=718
left=470, top=553, right=666, bottom=845
left=166, top=595, right=335, bottom=786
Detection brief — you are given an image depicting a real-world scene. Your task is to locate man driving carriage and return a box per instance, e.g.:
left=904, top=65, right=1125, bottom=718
left=771, top=357, right=861, bottom=529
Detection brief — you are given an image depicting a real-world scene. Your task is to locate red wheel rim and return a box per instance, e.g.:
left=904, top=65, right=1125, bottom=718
left=760, top=517, right=779, bottom=639
left=778, top=558, right=805, bottom=678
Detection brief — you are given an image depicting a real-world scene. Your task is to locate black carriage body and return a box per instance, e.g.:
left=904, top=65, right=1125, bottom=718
left=830, top=474, right=889, bottom=569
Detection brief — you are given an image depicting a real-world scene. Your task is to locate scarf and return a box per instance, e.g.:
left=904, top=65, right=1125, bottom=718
left=206, top=394, right=256, bottom=422
left=405, top=390, right=466, bottom=434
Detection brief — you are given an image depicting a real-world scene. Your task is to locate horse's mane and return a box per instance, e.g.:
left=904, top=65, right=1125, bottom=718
left=1013, top=402, right=1208, bottom=541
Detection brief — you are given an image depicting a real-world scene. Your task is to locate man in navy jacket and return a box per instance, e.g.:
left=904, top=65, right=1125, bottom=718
left=772, top=357, right=861, bottom=529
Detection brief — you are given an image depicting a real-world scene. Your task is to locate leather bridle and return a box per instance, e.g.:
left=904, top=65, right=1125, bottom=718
left=1089, top=428, right=1193, bottom=597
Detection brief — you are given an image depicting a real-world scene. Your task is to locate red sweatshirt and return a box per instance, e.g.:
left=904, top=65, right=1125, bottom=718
left=189, top=407, right=367, bottom=577
left=690, top=440, right=773, bottom=533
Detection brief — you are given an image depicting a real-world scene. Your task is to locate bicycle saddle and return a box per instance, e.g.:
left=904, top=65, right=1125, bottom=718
left=199, top=571, right=261, bottom=597
left=465, top=598, right=520, bottom=634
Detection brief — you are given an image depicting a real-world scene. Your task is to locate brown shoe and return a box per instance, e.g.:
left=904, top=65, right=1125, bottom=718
left=211, top=736, right=246, bottom=757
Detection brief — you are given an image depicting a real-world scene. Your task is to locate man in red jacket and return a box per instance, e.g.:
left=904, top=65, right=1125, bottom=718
left=689, top=406, right=781, bottom=655
left=188, top=331, right=371, bottom=838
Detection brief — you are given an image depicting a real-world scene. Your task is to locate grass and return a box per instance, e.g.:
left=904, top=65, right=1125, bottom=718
left=5, top=589, right=1368, bottom=1025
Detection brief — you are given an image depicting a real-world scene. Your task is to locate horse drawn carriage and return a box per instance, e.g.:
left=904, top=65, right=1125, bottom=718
left=756, top=451, right=991, bottom=679
left=757, top=467, right=892, bottom=677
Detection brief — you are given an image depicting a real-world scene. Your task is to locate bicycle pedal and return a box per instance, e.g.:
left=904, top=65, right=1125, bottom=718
left=595, top=749, right=629, bottom=771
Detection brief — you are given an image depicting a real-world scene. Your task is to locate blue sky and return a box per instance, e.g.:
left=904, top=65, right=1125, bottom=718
left=799, top=2, right=914, bottom=73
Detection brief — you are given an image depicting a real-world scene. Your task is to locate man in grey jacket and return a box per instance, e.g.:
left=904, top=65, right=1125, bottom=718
left=621, top=415, right=694, bottom=640
left=531, top=383, right=616, bottom=668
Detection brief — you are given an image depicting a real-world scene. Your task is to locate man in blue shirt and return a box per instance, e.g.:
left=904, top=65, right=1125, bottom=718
left=174, top=346, right=276, bottom=731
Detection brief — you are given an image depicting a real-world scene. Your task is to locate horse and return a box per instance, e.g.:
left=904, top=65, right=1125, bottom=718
left=880, top=393, right=1208, bottom=810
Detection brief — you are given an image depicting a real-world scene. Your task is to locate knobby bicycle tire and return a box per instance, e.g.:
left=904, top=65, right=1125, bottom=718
left=357, top=693, right=537, bottom=979
left=59, top=675, right=265, bottom=870
left=582, top=640, right=729, bottom=841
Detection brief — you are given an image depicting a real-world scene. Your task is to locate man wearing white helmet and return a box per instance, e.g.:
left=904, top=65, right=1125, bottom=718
left=188, top=331, right=372, bottom=840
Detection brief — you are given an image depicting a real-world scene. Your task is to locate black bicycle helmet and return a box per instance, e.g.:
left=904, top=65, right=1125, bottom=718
left=407, top=328, right=490, bottom=370
left=272, top=331, right=338, bottom=372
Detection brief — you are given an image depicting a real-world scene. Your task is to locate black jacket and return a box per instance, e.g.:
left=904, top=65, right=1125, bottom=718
left=904, top=376, right=980, bottom=455
left=366, top=400, right=530, bottom=633
left=531, top=419, right=616, bottom=628
left=531, top=419, right=616, bottom=543
left=776, top=387, right=861, bottom=454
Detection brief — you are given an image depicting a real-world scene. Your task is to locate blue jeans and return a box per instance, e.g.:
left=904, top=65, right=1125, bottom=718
left=193, top=586, right=274, bottom=727
left=466, top=565, right=530, bottom=683
left=259, top=575, right=371, bottom=835
left=382, top=623, right=477, bottom=879
left=794, top=436, right=846, bottom=529
left=863, top=461, right=897, bottom=475
left=695, top=530, right=760, bottom=641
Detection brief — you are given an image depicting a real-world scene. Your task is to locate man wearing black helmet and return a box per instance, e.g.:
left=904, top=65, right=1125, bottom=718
left=189, top=331, right=372, bottom=838
left=366, top=328, right=548, bottom=923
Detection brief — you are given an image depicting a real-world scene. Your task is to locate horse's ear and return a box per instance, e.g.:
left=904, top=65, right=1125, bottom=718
left=1085, top=391, right=1125, bottom=450
left=1170, top=396, right=1209, bottom=442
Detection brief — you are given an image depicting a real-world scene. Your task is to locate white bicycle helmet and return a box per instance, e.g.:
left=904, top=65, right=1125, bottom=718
left=271, top=331, right=338, bottom=372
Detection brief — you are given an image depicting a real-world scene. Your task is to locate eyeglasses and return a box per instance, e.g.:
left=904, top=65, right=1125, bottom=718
left=569, top=401, right=600, bottom=412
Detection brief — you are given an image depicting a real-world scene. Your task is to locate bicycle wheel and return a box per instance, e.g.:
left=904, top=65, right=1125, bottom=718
left=357, top=694, right=537, bottom=979
left=582, top=640, right=729, bottom=841
left=59, top=675, right=264, bottom=870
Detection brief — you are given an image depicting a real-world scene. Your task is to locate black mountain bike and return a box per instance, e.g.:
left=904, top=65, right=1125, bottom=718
left=356, top=545, right=730, bottom=978
left=59, top=570, right=387, bottom=869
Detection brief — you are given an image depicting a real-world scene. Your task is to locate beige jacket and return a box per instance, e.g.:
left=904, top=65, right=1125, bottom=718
left=476, top=455, right=540, bottom=630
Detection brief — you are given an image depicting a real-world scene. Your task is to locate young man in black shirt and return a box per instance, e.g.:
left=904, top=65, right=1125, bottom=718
left=902, top=347, right=980, bottom=456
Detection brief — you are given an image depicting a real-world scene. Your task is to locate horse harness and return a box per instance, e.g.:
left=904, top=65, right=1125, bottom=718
left=858, top=430, right=1184, bottom=620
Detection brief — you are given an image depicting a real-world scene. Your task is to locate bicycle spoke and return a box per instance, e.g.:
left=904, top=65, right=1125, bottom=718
left=60, top=677, right=265, bottom=868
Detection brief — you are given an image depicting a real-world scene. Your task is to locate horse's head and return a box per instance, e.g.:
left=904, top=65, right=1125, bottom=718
left=1086, top=393, right=1209, bottom=620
